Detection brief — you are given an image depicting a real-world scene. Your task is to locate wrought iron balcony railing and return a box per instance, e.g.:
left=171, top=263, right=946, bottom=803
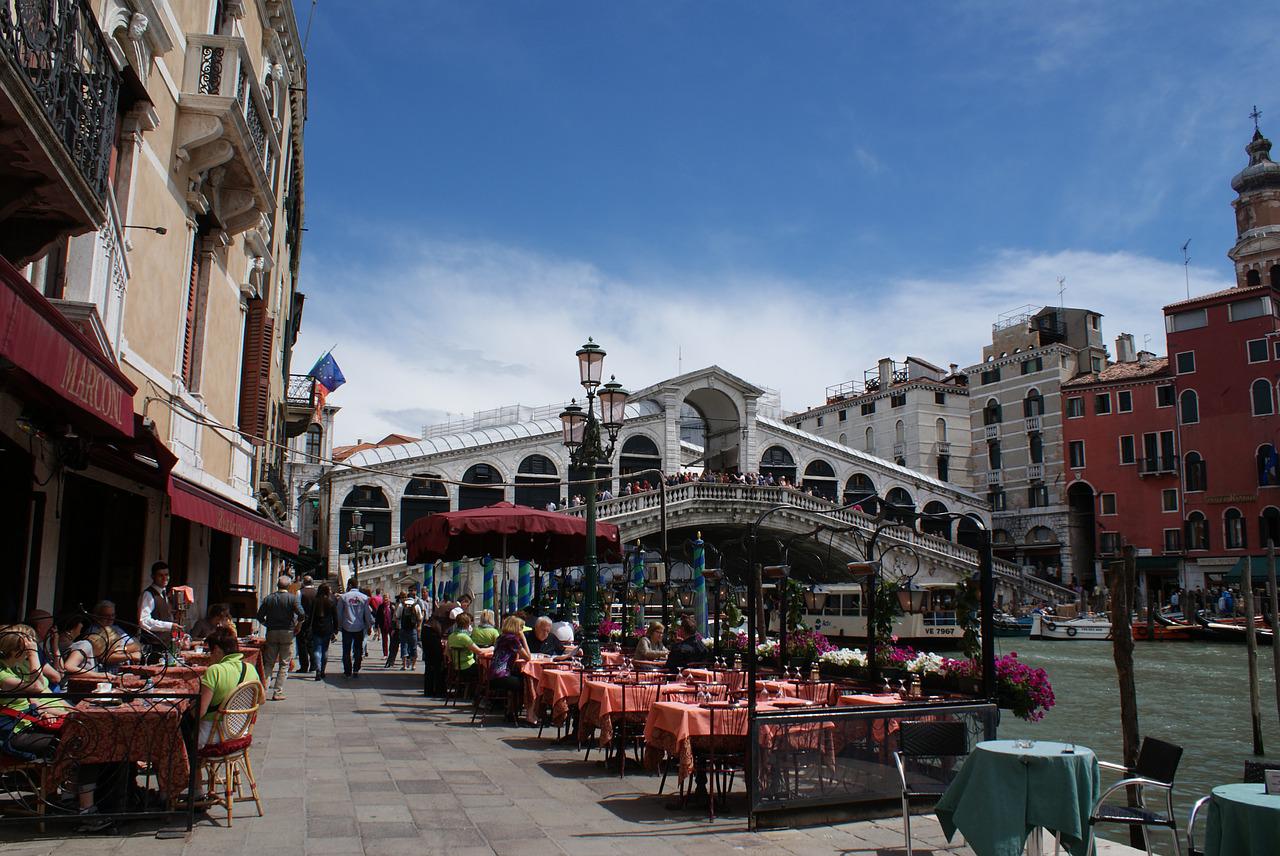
left=188, top=34, right=276, bottom=180
left=0, top=0, right=119, bottom=201
left=286, top=373, right=316, bottom=409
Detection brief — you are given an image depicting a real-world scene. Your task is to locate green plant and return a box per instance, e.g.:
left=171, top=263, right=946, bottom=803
left=955, top=576, right=981, bottom=662
left=871, top=578, right=902, bottom=651
left=784, top=578, right=806, bottom=631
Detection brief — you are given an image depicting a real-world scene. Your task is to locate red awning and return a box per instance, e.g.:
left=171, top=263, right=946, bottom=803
left=168, top=476, right=299, bottom=554
left=0, top=256, right=136, bottom=437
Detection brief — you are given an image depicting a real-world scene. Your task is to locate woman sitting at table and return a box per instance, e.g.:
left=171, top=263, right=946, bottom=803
left=196, top=627, right=250, bottom=749
left=634, top=621, right=668, bottom=662
left=471, top=610, right=500, bottom=648
left=447, top=613, right=488, bottom=688
left=189, top=604, right=234, bottom=640
left=487, top=616, right=531, bottom=720
left=55, top=615, right=101, bottom=677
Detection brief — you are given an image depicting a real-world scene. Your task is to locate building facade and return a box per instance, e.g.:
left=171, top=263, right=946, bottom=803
left=964, top=306, right=1108, bottom=581
left=785, top=356, right=971, bottom=489
left=3, top=0, right=308, bottom=625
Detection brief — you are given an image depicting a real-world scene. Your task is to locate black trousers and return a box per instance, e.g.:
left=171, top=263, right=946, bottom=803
left=422, top=626, right=444, bottom=696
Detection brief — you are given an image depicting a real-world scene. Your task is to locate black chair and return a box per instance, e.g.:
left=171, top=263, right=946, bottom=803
left=614, top=682, right=659, bottom=776
left=893, top=720, right=969, bottom=856
left=693, top=704, right=749, bottom=821
left=1185, top=795, right=1211, bottom=856
left=1089, top=737, right=1184, bottom=856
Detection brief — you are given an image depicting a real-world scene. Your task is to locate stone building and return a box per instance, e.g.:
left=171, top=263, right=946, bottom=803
left=4, top=0, right=308, bottom=623
left=964, top=305, right=1108, bottom=582
left=786, top=356, right=971, bottom=489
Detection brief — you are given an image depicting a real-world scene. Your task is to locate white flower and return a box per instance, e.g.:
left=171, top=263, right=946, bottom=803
left=819, top=647, right=867, bottom=667
left=906, top=652, right=945, bottom=675
left=756, top=639, right=778, bottom=657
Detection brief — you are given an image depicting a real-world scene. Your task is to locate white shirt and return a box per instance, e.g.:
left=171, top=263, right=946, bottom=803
left=551, top=620, right=575, bottom=644
left=64, top=639, right=98, bottom=673
left=138, top=588, right=177, bottom=637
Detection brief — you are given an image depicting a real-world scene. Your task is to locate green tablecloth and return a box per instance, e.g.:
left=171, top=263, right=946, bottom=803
left=1205, top=783, right=1280, bottom=856
left=935, top=740, right=1100, bottom=856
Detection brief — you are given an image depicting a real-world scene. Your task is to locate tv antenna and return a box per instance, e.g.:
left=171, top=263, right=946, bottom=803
left=1181, top=239, right=1192, bottom=299
left=1057, top=276, right=1066, bottom=309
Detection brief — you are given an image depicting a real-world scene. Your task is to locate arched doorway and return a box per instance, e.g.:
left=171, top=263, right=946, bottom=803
left=760, top=445, right=796, bottom=485
left=844, top=473, right=878, bottom=515
left=884, top=487, right=915, bottom=525
left=340, top=486, right=391, bottom=554
left=683, top=387, right=741, bottom=472
left=515, top=455, right=559, bottom=509
left=956, top=514, right=983, bottom=549
left=1067, top=481, right=1096, bottom=588
left=921, top=500, right=951, bottom=539
left=459, top=463, right=504, bottom=510
left=619, top=435, right=661, bottom=490
left=802, top=459, right=838, bottom=500
left=400, top=475, right=448, bottom=539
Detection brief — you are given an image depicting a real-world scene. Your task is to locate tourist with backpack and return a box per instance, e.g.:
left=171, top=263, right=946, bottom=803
left=395, top=590, right=425, bottom=670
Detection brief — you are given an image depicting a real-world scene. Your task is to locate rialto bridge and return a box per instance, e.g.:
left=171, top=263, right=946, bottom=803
left=327, top=366, right=1073, bottom=603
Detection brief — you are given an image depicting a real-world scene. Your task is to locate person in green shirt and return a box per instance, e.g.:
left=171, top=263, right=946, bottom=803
left=446, top=613, right=488, bottom=687
left=471, top=610, right=500, bottom=648
left=197, top=626, right=252, bottom=748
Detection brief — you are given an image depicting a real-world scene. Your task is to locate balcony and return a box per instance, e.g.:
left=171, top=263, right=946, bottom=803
left=1026, top=462, right=1044, bottom=480
left=1024, top=414, right=1042, bottom=432
left=936, top=440, right=951, bottom=456
left=284, top=373, right=316, bottom=438
left=892, top=442, right=905, bottom=459
left=176, top=34, right=279, bottom=236
left=985, top=471, right=1002, bottom=485
left=1137, top=457, right=1178, bottom=477
left=983, top=423, right=999, bottom=441
left=0, top=0, right=120, bottom=263
left=257, top=462, right=287, bottom=521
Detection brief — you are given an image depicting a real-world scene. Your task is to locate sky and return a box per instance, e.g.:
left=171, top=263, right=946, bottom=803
left=292, top=0, right=1270, bottom=445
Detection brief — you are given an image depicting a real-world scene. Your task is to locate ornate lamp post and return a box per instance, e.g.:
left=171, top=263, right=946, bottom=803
left=348, top=510, right=366, bottom=587
left=560, top=338, right=629, bottom=669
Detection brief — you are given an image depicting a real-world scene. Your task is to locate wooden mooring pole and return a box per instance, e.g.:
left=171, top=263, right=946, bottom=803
left=1110, top=547, right=1143, bottom=848
left=1242, top=553, right=1264, bottom=755
left=1269, top=545, right=1279, bottom=727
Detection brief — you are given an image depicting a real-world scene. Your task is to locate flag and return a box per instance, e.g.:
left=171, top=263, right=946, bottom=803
left=307, top=351, right=346, bottom=424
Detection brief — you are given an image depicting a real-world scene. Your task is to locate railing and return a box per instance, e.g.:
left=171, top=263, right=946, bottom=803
left=892, top=442, right=905, bottom=459
left=1026, top=462, right=1044, bottom=480
left=286, top=373, right=316, bottom=408
left=983, top=423, right=1000, bottom=441
left=1024, top=414, right=1042, bottom=431
left=95, top=192, right=130, bottom=354
left=985, top=470, right=1002, bottom=485
left=1137, top=456, right=1178, bottom=476
left=824, top=379, right=864, bottom=402
left=0, top=0, right=118, bottom=201
left=354, top=542, right=407, bottom=572
left=185, top=34, right=276, bottom=180
left=258, top=463, right=285, bottom=501
left=935, top=440, right=951, bottom=456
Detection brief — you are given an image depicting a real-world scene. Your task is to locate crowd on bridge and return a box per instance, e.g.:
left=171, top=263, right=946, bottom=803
left=543, top=469, right=845, bottom=512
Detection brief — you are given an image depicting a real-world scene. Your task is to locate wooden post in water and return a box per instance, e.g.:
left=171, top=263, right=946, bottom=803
left=1242, top=554, right=1264, bottom=755
left=1146, top=571, right=1156, bottom=642
left=1110, top=547, right=1143, bottom=846
left=1269, top=545, right=1280, bottom=726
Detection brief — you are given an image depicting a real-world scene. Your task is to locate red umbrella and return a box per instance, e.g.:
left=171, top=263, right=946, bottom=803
left=405, top=501, right=622, bottom=568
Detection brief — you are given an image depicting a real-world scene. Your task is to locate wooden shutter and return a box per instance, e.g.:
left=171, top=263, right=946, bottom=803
left=238, top=299, right=269, bottom=444
left=255, top=313, right=275, bottom=444
left=181, top=243, right=201, bottom=387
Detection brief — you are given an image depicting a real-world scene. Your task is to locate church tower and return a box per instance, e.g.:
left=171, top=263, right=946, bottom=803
left=1228, top=111, right=1280, bottom=289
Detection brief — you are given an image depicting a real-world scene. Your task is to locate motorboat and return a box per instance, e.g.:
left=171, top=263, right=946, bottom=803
left=993, top=613, right=1032, bottom=637
left=1029, top=613, right=1112, bottom=640
left=1131, top=617, right=1195, bottom=641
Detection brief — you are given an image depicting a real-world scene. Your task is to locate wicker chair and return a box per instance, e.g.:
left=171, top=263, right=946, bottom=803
left=197, top=679, right=265, bottom=827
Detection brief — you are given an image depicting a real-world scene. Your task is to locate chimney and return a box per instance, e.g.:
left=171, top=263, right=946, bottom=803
left=878, top=358, right=894, bottom=388
left=1115, top=333, right=1136, bottom=363
left=949, top=363, right=958, bottom=375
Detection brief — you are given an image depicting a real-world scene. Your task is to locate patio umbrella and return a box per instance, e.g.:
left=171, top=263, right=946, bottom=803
left=405, top=501, right=622, bottom=568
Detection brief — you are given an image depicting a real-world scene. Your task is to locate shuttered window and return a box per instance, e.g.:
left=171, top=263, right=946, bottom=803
left=238, top=299, right=275, bottom=444
left=181, top=242, right=201, bottom=388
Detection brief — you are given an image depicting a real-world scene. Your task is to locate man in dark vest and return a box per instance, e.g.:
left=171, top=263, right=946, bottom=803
left=138, top=561, right=180, bottom=663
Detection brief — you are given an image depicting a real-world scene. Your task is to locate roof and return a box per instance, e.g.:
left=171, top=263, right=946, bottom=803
left=1062, top=358, right=1171, bottom=388
left=332, top=433, right=419, bottom=462
left=343, top=399, right=664, bottom=467
left=1163, top=283, right=1275, bottom=312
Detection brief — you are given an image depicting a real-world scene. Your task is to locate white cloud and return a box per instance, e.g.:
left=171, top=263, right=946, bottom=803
left=297, top=239, right=1232, bottom=445
left=853, top=146, right=883, bottom=175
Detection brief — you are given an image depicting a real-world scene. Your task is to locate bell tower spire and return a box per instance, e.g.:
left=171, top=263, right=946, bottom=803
left=1229, top=108, right=1280, bottom=288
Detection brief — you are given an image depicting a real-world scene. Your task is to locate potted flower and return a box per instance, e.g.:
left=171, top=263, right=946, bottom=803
left=598, top=619, right=623, bottom=648
left=782, top=629, right=834, bottom=669
left=818, top=646, right=868, bottom=679
left=938, top=653, right=1054, bottom=720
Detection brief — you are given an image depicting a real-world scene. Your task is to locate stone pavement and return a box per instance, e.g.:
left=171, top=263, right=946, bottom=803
left=0, top=660, right=1144, bottom=856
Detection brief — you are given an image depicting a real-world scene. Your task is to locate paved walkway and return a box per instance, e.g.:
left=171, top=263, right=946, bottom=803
left=0, top=660, right=1144, bottom=856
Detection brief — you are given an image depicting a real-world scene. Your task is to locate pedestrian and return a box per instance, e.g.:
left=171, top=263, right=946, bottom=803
left=377, top=593, right=396, bottom=659
left=256, top=574, right=304, bottom=701
left=335, top=578, right=374, bottom=678
left=396, top=589, right=425, bottom=670
left=307, top=583, right=338, bottom=681
left=296, top=575, right=317, bottom=673
left=384, top=592, right=403, bottom=669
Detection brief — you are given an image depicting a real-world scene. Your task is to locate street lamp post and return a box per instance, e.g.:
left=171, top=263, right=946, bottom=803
left=560, top=338, right=629, bottom=669
left=348, top=510, right=366, bottom=587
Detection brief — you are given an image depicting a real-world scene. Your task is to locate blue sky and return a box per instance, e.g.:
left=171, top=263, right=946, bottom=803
left=294, top=1, right=1268, bottom=443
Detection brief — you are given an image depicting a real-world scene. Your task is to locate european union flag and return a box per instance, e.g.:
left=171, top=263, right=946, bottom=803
left=308, top=352, right=346, bottom=393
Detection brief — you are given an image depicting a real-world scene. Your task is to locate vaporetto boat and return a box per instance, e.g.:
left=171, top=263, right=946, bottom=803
left=1030, top=613, right=1112, bottom=640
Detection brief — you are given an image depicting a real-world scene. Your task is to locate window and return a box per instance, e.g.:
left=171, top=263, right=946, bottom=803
left=981, top=367, right=1002, bottom=385
left=864, top=427, right=874, bottom=452
left=1229, top=296, right=1267, bottom=321
left=1069, top=440, right=1086, bottom=469
left=1259, top=444, right=1278, bottom=487
left=838, top=433, right=847, bottom=446
left=1175, top=351, right=1196, bottom=374
left=1186, top=512, right=1209, bottom=550
left=1185, top=451, right=1206, bottom=492
left=1251, top=379, right=1274, bottom=416
left=1225, top=508, right=1247, bottom=549
left=1021, top=357, right=1043, bottom=375
left=816, top=416, right=824, bottom=427
left=1095, top=393, right=1111, bottom=415
left=934, top=391, right=946, bottom=405
left=988, top=487, right=1006, bottom=511
left=304, top=425, right=323, bottom=461
left=1248, top=339, right=1269, bottom=363
left=1117, top=390, right=1132, bottom=413
left=1099, top=532, right=1121, bottom=555
left=988, top=441, right=1002, bottom=470
left=890, top=393, right=906, bottom=408
left=1028, top=483, right=1049, bottom=508
left=1089, top=314, right=1100, bottom=330
left=984, top=399, right=1002, bottom=425
left=1261, top=507, right=1280, bottom=548
left=1029, top=432, right=1043, bottom=464
left=1023, top=390, right=1044, bottom=417
left=1163, top=529, right=1182, bottom=553
left=937, top=456, right=950, bottom=482
left=1179, top=389, right=1199, bottom=425
left=1156, top=384, right=1175, bottom=408
left=1100, top=493, right=1117, bottom=515
left=861, top=401, right=875, bottom=415
left=894, top=420, right=905, bottom=445
left=182, top=235, right=212, bottom=391
left=838, top=409, right=847, bottom=422
left=1275, top=340, right=1280, bottom=361
left=1169, top=308, right=1207, bottom=332
left=1161, top=489, right=1178, bottom=512
left=935, top=418, right=947, bottom=442
left=1091, top=356, right=1104, bottom=373
left=1119, top=435, right=1135, bottom=465
left=1067, top=397, right=1085, bottom=418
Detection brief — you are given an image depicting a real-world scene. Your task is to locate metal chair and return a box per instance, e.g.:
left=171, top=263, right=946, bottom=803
left=1088, top=737, right=1184, bottom=856
left=893, top=720, right=969, bottom=856
left=1185, top=795, right=1210, bottom=856
left=196, top=678, right=265, bottom=827
left=615, top=682, right=659, bottom=776
left=692, top=704, right=749, bottom=821
left=791, top=681, right=837, bottom=705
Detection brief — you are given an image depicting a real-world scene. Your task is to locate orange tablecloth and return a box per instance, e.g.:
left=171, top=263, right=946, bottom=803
left=642, top=699, right=822, bottom=782
left=602, top=650, right=625, bottom=666
left=52, top=695, right=195, bottom=799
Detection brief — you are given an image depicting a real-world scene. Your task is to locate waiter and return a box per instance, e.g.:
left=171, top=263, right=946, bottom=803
left=138, top=561, right=179, bottom=663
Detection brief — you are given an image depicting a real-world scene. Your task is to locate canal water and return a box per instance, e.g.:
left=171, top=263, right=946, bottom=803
left=996, top=637, right=1280, bottom=850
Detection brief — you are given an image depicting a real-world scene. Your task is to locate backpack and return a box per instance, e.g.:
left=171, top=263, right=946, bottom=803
left=399, top=600, right=422, bottom=632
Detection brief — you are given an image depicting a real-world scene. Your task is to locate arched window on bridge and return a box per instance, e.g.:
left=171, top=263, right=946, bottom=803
left=340, top=485, right=391, bottom=554
left=802, top=459, right=838, bottom=501
left=921, top=500, right=951, bottom=539
left=459, top=463, right=505, bottom=510
left=884, top=486, right=915, bottom=526
left=619, top=435, right=661, bottom=491
left=760, top=445, right=796, bottom=486
left=515, top=455, right=560, bottom=509
left=844, top=473, right=878, bottom=515
left=400, top=474, right=448, bottom=539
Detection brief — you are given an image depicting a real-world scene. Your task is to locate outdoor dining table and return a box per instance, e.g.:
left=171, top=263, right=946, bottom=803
left=1203, top=783, right=1280, bottom=856
left=935, top=740, right=1100, bottom=856
left=579, top=678, right=691, bottom=747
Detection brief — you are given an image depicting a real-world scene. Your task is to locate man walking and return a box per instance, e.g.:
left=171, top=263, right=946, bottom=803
left=336, top=578, right=374, bottom=678
left=296, top=575, right=317, bottom=673
left=257, top=575, right=304, bottom=701
left=396, top=588, right=425, bottom=670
